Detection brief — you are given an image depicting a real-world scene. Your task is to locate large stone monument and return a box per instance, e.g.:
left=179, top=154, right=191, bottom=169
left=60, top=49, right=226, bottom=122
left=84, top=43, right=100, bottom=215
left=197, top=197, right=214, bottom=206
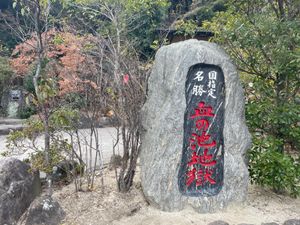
left=140, top=40, right=251, bottom=212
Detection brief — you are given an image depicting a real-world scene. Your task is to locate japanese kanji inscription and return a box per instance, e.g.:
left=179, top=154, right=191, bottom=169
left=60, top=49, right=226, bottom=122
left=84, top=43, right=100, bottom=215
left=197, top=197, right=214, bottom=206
left=178, top=63, right=225, bottom=197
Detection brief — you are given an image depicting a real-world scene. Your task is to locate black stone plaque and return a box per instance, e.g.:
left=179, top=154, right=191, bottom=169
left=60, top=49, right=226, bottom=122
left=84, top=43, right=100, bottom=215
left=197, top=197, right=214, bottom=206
left=178, top=63, right=225, bottom=197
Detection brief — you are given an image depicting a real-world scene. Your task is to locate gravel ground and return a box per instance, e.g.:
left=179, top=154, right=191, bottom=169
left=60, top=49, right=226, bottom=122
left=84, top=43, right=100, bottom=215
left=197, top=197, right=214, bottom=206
left=1, top=125, right=299, bottom=225
left=52, top=167, right=300, bottom=225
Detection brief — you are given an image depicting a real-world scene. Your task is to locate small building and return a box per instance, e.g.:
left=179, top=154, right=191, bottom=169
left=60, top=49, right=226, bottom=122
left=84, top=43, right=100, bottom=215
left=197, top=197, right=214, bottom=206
left=158, top=29, right=214, bottom=44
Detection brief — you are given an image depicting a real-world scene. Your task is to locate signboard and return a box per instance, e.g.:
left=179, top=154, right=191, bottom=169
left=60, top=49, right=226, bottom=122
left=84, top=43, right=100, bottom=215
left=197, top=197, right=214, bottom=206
left=178, top=63, right=225, bottom=197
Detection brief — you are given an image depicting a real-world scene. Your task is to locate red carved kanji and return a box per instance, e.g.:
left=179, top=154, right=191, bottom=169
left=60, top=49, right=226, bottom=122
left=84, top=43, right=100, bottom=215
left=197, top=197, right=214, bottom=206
left=185, top=100, right=218, bottom=189
left=190, top=132, right=216, bottom=148
left=203, top=168, right=216, bottom=185
left=188, top=149, right=217, bottom=167
left=187, top=151, right=199, bottom=166
left=196, top=169, right=204, bottom=186
left=199, top=149, right=216, bottom=167
left=186, top=167, right=216, bottom=187
left=195, top=119, right=209, bottom=131
left=186, top=167, right=196, bottom=187
left=190, top=101, right=214, bottom=119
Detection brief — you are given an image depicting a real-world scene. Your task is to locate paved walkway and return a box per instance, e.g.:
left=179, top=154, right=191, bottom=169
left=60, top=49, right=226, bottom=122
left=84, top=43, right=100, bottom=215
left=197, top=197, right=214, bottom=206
left=0, top=127, right=123, bottom=166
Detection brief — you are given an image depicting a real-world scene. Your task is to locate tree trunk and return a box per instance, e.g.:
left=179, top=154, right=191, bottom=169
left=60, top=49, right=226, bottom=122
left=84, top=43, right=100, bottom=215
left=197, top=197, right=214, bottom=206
left=275, top=72, right=286, bottom=153
left=33, top=0, right=52, bottom=196
left=118, top=127, right=140, bottom=192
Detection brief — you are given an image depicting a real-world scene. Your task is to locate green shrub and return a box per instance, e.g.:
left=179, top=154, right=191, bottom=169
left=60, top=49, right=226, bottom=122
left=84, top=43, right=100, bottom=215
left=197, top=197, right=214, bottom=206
left=249, top=136, right=300, bottom=197
left=175, top=19, right=198, bottom=37
left=18, top=106, right=37, bottom=119
left=24, top=74, right=35, bottom=94
left=0, top=56, right=13, bottom=99
left=0, top=107, right=6, bottom=117
left=63, top=93, right=85, bottom=109
left=30, top=141, right=68, bottom=174
left=50, top=107, right=80, bottom=130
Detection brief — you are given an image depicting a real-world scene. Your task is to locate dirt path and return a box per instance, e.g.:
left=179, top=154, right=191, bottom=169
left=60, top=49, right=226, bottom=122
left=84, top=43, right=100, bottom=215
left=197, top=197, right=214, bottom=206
left=53, top=167, right=300, bottom=225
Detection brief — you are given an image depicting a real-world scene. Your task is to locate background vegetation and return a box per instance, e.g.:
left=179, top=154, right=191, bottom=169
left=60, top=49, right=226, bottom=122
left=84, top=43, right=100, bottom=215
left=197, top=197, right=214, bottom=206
left=0, top=0, right=299, bottom=196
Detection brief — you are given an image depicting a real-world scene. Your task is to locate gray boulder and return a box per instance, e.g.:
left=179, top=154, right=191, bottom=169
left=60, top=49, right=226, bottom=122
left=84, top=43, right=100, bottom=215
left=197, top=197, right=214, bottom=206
left=261, top=223, right=279, bottom=225
left=0, top=157, right=41, bottom=225
left=17, top=196, right=65, bottom=225
left=208, top=220, right=229, bottom=225
left=283, top=220, right=300, bottom=225
left=140, top=40, right=251, bottom=212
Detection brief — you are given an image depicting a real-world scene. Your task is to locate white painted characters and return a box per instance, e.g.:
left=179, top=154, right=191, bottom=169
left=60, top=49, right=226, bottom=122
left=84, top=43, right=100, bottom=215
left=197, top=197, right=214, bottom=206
left=192, top=85, right=207, bottom=96
left=208, top=71, right=217, bottom=99
left=192, top=70, right=217, bottom=98
left=194, top=71, right=204, bottom=82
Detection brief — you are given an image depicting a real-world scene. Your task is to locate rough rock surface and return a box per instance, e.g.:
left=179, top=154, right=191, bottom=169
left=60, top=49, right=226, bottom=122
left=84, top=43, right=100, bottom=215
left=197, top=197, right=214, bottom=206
left=140, top=40, right=251, bottom=212
left=208, top=220, right=229, bottom=225
left=261, top=223, right=279, bottom=225
left=0, top=157, right=41, bottom=225
left=17, top=196, right=65, bottom=225
left=283, top=219, right=300, bottom=225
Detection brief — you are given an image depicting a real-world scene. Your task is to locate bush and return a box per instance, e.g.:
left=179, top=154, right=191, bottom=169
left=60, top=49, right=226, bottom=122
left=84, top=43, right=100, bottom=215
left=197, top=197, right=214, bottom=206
left=249, top=136, right=300, bottom=197
left=0, top=106, right=6, bottom=117
left=30, top=140, right=68, bottom=174
left=245, top=80, right=300, bottom=152
left=0, top=56, right=13, bottom=100
left=63, top=93, right=85, bottom=109
left=24, top=74, right=35, bottom=94
left=203, top=0, right=300, bottom=197
left=18, top=106, right=37, bottom=119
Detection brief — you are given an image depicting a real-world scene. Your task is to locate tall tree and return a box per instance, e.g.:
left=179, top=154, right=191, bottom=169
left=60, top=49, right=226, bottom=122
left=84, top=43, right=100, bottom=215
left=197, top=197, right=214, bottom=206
left=2, top=0, right=56, bottom=196
left=67, top=0, right=169, bottom=192
left=204, top=0, right=300, bottom=195
left=67, top=0, right=169, bottom=58
left=205, top=0, right=300, bottom=152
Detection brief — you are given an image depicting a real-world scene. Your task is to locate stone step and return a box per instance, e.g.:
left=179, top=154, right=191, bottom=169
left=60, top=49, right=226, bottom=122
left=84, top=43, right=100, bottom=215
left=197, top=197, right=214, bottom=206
left=0, top=124, right=25, bottom=135
left=0, top=118, right=25, bottom=126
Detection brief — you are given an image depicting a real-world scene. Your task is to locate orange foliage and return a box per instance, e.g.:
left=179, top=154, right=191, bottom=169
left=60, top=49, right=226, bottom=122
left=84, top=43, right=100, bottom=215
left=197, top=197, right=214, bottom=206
left=10, top=29, right=99, bottom=96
